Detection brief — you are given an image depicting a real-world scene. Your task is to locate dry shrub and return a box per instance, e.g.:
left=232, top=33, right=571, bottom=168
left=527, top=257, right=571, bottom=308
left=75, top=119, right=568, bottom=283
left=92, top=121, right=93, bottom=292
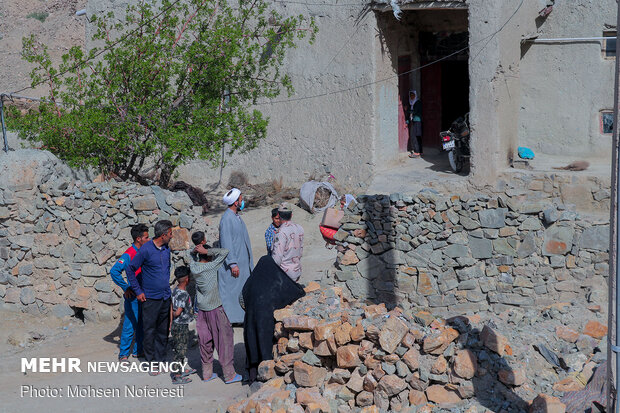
left=313, top=187, right=332, bottom=210
left=271, top=177, right=283, bottom=194
left=228, top=171, right=248, bottom=188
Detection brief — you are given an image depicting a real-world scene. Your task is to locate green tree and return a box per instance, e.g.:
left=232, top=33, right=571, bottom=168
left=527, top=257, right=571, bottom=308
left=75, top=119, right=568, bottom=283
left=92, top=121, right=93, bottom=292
left=8, top=0, right=316, bottom=186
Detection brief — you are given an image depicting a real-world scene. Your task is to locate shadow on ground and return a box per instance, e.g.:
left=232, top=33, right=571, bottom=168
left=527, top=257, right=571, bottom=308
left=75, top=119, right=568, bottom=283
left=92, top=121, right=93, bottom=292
left=102, top=319, right=123, bottom=347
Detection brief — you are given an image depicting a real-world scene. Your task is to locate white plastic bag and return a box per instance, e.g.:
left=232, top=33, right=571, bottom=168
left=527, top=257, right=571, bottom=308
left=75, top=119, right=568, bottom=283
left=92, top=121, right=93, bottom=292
left=299, top=181, right=339, bottom=214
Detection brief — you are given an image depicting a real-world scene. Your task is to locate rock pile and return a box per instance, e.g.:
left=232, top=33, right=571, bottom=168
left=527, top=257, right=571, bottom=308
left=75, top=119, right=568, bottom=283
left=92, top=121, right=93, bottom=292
left=325, top=191, right=609, bottom=316
left=228, top=286, right=607, bottom=413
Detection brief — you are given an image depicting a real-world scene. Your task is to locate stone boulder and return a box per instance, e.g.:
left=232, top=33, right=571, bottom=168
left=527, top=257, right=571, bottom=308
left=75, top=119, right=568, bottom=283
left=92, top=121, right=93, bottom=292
left=0, top=149, right=75, bottom=191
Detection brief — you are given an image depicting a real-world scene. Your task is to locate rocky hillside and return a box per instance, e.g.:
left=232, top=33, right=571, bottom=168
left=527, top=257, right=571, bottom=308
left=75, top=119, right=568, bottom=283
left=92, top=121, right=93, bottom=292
left=0, top=0, right=86, bottom=97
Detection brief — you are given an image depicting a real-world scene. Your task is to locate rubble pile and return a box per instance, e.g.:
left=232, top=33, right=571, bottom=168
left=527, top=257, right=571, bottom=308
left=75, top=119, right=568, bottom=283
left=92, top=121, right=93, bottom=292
left=229, top=285, right=608, bottom=413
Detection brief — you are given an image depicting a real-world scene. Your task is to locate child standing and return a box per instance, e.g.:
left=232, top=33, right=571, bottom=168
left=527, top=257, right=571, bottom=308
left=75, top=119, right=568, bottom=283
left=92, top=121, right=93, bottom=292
left=189, top=231, right=241, bottom=384
left=170, top=266, right=197, bottom=384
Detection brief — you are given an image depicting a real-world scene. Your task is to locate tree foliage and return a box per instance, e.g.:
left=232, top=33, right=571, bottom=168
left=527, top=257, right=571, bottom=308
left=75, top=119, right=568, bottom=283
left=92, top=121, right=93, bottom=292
left=8, top=0, right=316, bottom=186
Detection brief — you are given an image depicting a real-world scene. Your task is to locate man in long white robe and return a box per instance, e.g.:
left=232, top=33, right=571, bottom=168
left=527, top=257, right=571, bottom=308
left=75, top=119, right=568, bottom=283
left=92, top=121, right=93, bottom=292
left=217, top=188, right=254, bottom=324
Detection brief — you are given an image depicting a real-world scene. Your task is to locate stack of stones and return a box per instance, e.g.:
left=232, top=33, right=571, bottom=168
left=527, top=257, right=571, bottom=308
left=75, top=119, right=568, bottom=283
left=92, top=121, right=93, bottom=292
left=492, top=172, right=610, bottom=214
left=227, top=286, right=604, bottom=413
left=0, top=151, right=212, bottom=321
left=323, top=191, right=609, bottom=316
left=411, top=171, right=611, bottom=215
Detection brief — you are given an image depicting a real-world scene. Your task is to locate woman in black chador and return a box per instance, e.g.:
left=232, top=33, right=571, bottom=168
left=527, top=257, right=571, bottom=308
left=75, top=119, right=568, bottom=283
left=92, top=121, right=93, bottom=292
left=406, top=89, right=422, bottom=158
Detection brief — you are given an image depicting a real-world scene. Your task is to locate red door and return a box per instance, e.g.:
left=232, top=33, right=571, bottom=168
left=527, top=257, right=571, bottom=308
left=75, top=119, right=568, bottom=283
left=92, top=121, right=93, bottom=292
left=397, top=56, right=411, bottom=152
left=421, top=63, right=442, bottom=150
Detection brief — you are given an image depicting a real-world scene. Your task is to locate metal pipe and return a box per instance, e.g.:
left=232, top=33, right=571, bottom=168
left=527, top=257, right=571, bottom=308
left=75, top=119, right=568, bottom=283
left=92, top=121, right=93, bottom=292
left=75, top=9, right=87, bottom=16
left=0, top=95, right=8, bottom=153
left=526, top=36, right=614, bottom=43
left=610, top=7, right=620, bottom=412
left=7, top=93, right=44, bottom=102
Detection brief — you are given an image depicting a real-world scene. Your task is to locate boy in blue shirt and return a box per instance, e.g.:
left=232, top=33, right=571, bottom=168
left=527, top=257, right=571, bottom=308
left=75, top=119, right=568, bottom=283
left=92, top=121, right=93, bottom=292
left=109, top=224, right=150, bottom=361
left=264, top=208, right=281, bottom=255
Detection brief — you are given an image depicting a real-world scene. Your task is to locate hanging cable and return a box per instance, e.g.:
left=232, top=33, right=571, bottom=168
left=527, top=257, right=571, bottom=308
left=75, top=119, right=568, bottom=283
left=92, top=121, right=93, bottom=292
left=255, top=0, right=524, bottom=106
left=10, top=0, right=184, bottom=96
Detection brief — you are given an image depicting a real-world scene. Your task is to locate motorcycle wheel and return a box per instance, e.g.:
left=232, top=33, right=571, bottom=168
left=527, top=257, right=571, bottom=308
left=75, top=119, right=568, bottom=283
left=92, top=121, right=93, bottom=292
left=448, top=149, right=463, bottom=173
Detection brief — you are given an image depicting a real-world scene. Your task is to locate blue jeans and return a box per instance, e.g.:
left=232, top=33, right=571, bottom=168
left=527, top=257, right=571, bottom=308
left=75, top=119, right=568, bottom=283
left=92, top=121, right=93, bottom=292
left=119, top=296, right=143, bottom=358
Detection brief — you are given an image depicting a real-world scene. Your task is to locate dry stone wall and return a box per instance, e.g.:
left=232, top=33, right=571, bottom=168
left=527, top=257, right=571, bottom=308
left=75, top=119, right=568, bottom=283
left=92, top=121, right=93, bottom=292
left=492, top=172, right=610, bottom=214
left=0, top=151, right=212, bottom=321
left=325, top=190, right=609, bottom=316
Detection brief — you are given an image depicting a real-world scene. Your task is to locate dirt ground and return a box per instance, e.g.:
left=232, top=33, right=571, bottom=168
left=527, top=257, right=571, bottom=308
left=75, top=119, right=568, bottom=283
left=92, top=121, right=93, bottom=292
left=368, top=148, right=611, bottom=196
left=0, top=203, right=335, bottom=411
left=0, top=312, right=251, bottom=412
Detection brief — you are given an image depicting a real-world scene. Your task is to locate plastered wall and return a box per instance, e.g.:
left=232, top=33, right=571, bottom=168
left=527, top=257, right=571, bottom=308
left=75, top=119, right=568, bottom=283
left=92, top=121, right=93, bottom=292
left=518, top=0, right=617, bottom=159
left=84, top=0, right=617, bottom=190
left=87, top=0, right=380, bottom=190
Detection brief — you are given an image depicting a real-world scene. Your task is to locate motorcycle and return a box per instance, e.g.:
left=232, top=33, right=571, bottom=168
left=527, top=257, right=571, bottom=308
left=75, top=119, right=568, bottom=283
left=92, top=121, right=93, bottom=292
left=440, top=113, right=470, bottom=173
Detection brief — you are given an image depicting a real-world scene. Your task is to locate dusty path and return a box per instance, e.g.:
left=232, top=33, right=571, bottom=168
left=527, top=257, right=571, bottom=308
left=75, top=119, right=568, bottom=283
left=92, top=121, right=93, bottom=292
left=0, top=204, right=336, bottom=411
left=0, top=312, right=250, bottom=412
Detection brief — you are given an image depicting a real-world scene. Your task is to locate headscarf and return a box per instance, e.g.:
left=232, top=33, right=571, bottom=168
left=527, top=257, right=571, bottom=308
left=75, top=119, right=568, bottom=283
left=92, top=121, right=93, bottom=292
left=409, top=90, right=418, bottom=107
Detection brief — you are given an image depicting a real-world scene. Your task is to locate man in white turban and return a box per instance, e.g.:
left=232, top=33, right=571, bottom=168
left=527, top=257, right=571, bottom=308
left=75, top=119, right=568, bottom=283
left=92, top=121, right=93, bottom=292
left=217, top=188, right=254, bottom=324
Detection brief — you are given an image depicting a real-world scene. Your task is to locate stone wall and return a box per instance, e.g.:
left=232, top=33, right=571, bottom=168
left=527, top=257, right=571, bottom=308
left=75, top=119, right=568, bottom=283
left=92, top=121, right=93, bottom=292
left=325, top=188, right=610, bottom=316
left=490, top=171, right=611, bottom=214
left=0, top=151, right=212, bottom=321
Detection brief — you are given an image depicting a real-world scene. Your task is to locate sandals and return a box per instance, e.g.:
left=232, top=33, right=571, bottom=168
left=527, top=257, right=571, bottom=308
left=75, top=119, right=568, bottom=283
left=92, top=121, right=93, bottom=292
left=408, top=153, right=420, bottom=158
left=172, top=374, right=192, bottom=385
left=119, top=355, right=129, bottom=361
left=132, top=353, right=144, bottom=358
left=203, top=372, right=218, bottom=382
left=225, top=373, right=243, bottom=384
left=182, top=367, right=197, bottom=377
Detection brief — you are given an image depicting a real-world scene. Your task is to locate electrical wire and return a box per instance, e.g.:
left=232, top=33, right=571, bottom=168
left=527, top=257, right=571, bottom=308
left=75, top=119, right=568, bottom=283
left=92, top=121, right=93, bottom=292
left=10, top=0, right=184, bottom=96
left=10, top=0, right=365, bottom=96
left=272, top=0, right=362, bottom=6
left=255, top=0, right=525, bottom=106
left=9, top=0, right=524, bottom=108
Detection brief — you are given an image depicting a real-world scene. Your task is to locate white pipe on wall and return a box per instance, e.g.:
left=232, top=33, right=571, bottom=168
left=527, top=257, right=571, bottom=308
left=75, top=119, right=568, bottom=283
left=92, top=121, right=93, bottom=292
left=526, top=36, right=615, bottom=43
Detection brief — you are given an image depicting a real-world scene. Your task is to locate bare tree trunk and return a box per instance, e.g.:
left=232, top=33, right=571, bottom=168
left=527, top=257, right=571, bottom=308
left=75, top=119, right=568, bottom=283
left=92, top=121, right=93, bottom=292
left=159, top=166, right=175, bottom=188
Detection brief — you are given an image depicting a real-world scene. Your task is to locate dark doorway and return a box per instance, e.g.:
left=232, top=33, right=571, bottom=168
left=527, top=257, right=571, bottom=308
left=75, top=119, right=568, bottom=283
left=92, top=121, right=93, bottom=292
left=441, top=60, right=469, bottom=130
left=420, top=63, right=442, bottom=150
left=419, top=31, right=469, bottom=152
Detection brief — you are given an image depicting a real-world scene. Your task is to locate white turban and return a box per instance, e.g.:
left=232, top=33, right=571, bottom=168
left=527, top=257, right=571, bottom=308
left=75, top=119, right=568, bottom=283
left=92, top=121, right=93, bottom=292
left=222, top=188, right=241, bottom=205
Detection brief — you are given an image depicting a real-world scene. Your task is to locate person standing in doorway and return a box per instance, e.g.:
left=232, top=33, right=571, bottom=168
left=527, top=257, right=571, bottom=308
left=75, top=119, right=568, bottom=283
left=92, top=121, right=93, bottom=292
left=127, top=220, right=174, bottom=374
left=406, top=90, right=423, bottom=158
left=218, top=188, right=254, bottom=325
left=109, top=223, right=150, bottom=361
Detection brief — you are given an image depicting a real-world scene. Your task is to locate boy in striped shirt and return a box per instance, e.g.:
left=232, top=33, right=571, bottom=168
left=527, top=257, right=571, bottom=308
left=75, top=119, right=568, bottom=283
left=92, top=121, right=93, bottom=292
left=189, top=231, right=241, bottom=384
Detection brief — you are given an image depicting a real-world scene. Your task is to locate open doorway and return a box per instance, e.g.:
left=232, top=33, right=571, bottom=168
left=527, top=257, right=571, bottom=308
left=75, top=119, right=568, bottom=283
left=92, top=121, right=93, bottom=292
left=420, top=31, right=469, bottom=152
